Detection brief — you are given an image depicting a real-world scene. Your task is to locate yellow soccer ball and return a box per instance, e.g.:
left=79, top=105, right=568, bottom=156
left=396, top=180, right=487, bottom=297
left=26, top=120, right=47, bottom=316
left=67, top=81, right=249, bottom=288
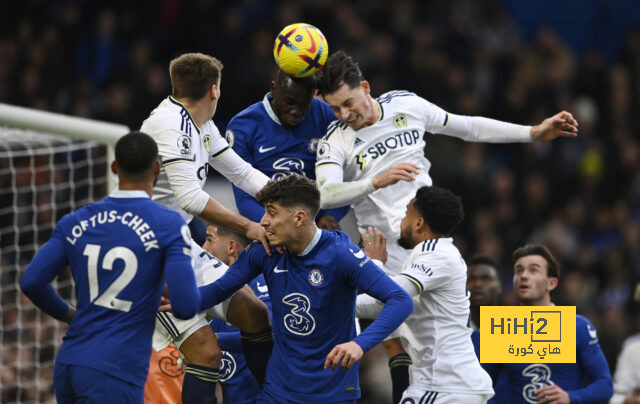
left=273, top=23, right=329, bottom=78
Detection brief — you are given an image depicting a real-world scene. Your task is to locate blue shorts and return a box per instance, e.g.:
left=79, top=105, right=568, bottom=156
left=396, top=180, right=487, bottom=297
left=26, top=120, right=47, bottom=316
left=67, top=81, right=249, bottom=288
left=257, top=388, right=356, bottom=404
left=54, top=363, right=143, bottom=404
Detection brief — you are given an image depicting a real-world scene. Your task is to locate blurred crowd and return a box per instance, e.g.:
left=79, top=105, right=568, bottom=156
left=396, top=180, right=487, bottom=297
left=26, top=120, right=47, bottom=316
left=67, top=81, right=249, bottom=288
left=1, top=0, right=639, bottom=402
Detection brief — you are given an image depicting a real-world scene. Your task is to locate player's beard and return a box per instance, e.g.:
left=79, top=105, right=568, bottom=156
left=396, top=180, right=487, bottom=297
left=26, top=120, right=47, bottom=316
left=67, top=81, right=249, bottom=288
left=397, top=236, right=413, bottom=250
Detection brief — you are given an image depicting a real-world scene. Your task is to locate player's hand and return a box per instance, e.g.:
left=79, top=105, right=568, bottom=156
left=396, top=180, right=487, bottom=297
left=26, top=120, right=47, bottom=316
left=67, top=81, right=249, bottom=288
left=159, top=296, right=173, bottom=312
left=623, top=393, right=640, bottom=404
left=317, top=214, right=340, bottom=230
left=536, top=385, right=570, bottom=404
left=324, top=341, right=364, bottom=372
left=372, top=163, right=419, bottom=189
left=530, top=111, right=578, bottom=141
left=246, top=221, right=274, bottom=255
left=361, top=226, right=387, bottom=264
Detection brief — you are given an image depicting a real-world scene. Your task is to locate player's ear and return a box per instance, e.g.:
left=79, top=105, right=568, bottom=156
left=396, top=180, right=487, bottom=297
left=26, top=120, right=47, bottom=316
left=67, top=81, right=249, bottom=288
left=153, top=160, right=160, bottom=175
left=294, top=209, right=307, bottom=227
left=361, top=80, right=370, bottom=94
left=228, top=239, right=239, bottom=256
left=547, top=277, right=559, bottom=292
left=210, top=84, right=219, bottom=100
left=111, top=161, right=118, bottom=174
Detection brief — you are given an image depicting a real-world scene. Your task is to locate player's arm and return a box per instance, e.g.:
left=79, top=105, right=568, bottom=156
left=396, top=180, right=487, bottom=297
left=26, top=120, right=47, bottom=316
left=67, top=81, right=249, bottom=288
left=163, top=224, right=201, bottom=319
left=610, top=339, right=640, bottom=404
left=437, top=111, right=577, bottom=143
left=552, top=317, right=613, bottom=404
left=208, top=143, right=269, bottom=199
left=315, top=143, right=419, bottom=209
left=198, top=244, right=263, bottom=311
left=19, top=231, right=74, bottom=323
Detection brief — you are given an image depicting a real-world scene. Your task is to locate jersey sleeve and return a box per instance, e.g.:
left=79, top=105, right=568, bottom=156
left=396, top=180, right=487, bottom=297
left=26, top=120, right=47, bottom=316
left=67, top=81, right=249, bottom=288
left=198, top=243, right=265, bottom=311
left=155, top=128, right=196, bottom=165
left=315, top=122, right=348, bottom=169
left=610, top=338, right=640, bottom=404
left=19, top=222, right=71, bottom=320
left=162, top=217, right=200, bottom=319
left=412, top=95, right=450, bottom=134
left=336, top=235, right=413, bottom=351
left=397, top=246, right=454, bottom=295
left=208, top=125, right=269, bottom=198
left=566, top=316, right=614, bottom=403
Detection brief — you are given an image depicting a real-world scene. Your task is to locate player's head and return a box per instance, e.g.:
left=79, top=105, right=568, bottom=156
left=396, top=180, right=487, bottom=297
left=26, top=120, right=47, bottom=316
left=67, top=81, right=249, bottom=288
left=512, top=244, right=560, bottom=306
left=467, top=255, right=502, bottom=308
left=169, top=53, right=223, bottom=118
left=256, top=175, right=320, bottom=250
left=270, top=69, right=317, bottom=129
left=316, top=50, right=375, bottom=130
left=202, top=225, right=251, bottom=266
left=398, top=186, right=464, bottom=249
left=112, top=131, right=160, bottom=192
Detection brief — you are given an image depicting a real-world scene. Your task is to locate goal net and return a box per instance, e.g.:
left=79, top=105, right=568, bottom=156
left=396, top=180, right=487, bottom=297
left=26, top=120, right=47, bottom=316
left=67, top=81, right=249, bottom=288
left=0, top=104, right=127, bottom=403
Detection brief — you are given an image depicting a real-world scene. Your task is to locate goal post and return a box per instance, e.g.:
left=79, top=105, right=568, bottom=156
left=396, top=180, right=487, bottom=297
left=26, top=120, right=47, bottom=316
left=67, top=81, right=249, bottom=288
left=0, top=103, right=128, bottom=403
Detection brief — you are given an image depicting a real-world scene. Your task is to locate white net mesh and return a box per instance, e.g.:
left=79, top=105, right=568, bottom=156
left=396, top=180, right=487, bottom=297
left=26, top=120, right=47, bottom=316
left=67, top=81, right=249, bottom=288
left=0, top=128, right=110, bottom=403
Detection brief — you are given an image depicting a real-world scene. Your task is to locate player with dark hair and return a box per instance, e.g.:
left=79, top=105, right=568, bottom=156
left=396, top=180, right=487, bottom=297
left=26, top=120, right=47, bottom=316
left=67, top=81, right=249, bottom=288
left=20, top=131, right=201, bottom=403
left=205, top=225, right=270, bottom=404
left=314, top=50, right=579, bottom=402
left=481, top=244, right=613, bottom=404
left=193, top=175, right=413, bottom=403
left=226, top=69, right=349, bottom=229
left=467, top=255, right=507, bottom=404
left=467, top=255, right=502, bottom=330
left=357, top=185, right=494, bottom=403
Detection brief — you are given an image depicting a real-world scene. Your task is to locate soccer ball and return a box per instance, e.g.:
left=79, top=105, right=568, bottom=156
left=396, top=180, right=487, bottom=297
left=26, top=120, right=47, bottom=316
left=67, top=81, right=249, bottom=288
left=273, top=23, right=328, bottom=78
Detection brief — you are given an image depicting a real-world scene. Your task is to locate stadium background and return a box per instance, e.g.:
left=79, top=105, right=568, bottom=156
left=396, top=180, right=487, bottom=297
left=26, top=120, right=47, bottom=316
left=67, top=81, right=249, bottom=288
left=1, top=0, right=639, bottom=402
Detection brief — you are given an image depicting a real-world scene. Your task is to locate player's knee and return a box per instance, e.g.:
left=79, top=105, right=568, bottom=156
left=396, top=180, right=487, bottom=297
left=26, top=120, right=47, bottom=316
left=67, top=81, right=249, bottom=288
left=181, top=326, right=222, bottom=368
left=382, top=337, right=407, bottom=358
left=227, top=288, right=270, bottom=333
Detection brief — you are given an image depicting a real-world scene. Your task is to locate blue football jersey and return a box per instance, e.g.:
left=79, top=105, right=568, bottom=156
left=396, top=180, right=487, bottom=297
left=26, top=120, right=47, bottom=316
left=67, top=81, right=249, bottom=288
left=210, top=274, right=271, bottom=404
left=481, top=315, right=613, bottom=403
left=226, top=94, right=348, bottom=222
left=200, top=229, right=413, bottom=403
left=21, top=191, right=198, bottom=388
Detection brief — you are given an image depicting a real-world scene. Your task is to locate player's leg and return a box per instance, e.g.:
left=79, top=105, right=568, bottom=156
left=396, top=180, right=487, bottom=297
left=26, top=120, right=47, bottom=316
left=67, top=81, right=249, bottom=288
left=153, top=312, right=220, bottom=404
left=379, top=240, right=414, bottom=404
left=225, top=285, right=273, bottom=386
left=178, top=325, right=222, bottom=404
left=384, top=338, right=413, bottom=404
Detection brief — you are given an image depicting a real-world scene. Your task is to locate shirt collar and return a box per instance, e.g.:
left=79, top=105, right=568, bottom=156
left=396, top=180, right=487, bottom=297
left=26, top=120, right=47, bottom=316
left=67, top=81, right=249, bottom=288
left=110, top=190, right=150, bottom=199
left=262, top=93, right=282, bottom=126
left=298, top=227, right=322, bottom=256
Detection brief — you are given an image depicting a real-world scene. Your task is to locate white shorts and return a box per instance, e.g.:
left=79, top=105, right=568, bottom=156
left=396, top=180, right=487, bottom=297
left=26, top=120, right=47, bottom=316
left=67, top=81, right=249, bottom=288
left=400, top=386, right=493, bottom=404
left=152, top=299, right=231, bottom=352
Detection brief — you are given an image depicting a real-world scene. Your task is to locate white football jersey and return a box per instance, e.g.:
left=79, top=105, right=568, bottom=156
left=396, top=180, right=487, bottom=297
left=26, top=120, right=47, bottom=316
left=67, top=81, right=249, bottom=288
left=141, top=97, right=231, bottom=222
left=316, top=91, right=448, bottom=270
left=398, top=237, right=493, bottom=395
left=191, top=241, right=227, bottom=287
